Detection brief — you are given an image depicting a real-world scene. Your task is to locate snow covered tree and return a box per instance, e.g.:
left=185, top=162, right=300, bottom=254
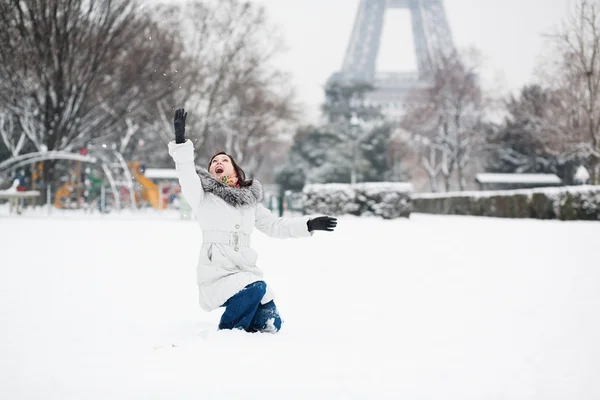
left=359, top=124, right=407, bottom=182
left=401, top=50, right=484, bottom=191
left=276, top=82, right=406, bottom=190
left=275, top=126, right=340, bottom=191
left=0, top=112, right=28, bottom=160
left=200, top=76, right=297, bottom=176
left=401, top=95, right=444, bottom=192
left=485, top=85, right=557, bottom=173
left=320, top=80, right=403, bottom=184
left=0, top=0, right=185, bottom=180
left=544, top=0, right=600, bottom=183
left=87, top=12, right=187, bottom=169
left=484, top=84, right=587, bottom=183
left=0, top=134, right=10, bottom=165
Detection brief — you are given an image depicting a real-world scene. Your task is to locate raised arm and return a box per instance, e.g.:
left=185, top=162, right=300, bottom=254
left=168, top=109, right=203, bottom=215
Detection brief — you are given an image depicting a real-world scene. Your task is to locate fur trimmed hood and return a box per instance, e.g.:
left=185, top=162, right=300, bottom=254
left=197, top=168, right=263, bottom=207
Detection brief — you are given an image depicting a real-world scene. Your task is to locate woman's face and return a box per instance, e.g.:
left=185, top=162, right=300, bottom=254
left=209, top=154, right=235, bottom=179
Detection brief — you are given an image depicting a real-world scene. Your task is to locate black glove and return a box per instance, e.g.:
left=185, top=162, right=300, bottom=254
left=174, top=108, right=188, bottom=144
left=307, top=216, right=337, bottom=232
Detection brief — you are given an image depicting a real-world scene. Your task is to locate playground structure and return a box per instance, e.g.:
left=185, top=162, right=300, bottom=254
left=52, top=164, right=110, bottom=210
left=0, top=145, right=181, bottom=213
left=128, top=162, right=180, bottom=210
left=0, top=146, right=134, bottom=211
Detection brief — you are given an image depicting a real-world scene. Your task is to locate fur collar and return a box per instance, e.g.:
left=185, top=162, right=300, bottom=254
left=198, top=168, right=263, bottom=207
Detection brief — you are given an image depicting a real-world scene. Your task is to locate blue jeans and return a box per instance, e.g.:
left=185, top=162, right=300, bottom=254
left=219, top=281, right=282, bottom=333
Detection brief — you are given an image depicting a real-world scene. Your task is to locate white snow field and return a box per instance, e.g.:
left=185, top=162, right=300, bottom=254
left=1, top=210, right=599, bottom=399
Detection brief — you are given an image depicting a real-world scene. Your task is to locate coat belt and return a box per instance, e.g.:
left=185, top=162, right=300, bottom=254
left=202, top=230, right=251, bottom=247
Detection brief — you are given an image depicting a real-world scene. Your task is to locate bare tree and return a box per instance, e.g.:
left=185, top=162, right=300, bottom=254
left=0, top=0, right=185, bottom=180
left=401, top=49, right=484, bottom=191
left=545, top=0, right=600, bottom=183
left=0, top=0, right=134, bottom=155
left=89, top=11, right=188, bottom=160
left=211, top=77, right=297, bottom=174
left=483, top=84, right=588, bottom=181
left=401, top=90, right=445, bottom=191
left=151, top=0, right=297, bottom=173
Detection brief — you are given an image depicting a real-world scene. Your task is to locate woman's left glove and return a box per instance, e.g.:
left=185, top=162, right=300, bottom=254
left=307, top=216, right=337, bottom=232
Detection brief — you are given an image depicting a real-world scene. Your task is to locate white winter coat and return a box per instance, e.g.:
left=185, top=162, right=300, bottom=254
left=168, top=140, right=312, bottom=311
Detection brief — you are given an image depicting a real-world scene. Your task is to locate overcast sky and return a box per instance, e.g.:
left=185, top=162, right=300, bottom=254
left=245, top=0, right=572, bottom=122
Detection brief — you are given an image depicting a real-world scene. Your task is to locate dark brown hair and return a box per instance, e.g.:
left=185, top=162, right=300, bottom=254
left=208, top=151, right=253, bottom=187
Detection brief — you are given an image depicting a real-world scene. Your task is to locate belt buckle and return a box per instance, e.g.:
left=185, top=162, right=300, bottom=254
left=230, top=232, right=239, bottom=247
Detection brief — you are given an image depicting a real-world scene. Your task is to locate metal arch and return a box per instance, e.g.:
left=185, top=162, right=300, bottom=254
left=99, top=162, right=121, bottom=211
left=0, top=151, right=97, bottom=172
left=0, top=149, right=140, bottom=212
left=110, top=150, right=137, bottom=210
left=0, top=151, right=122, bottom=211
left=92, top=152, right=123, bottom=211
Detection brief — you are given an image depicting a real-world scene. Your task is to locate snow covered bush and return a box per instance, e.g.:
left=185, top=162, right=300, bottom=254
left=303, top=182, right=413, bottom=219
left=413, top=186, right=600, bottom=220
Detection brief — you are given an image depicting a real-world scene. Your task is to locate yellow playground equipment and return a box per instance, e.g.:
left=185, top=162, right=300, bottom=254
left=129, top=161, right=168, bottom=210
left=54, top=161, right=86, bottom=209
left=53, top=182, right=75, bottom=208
left=53, top=160, right=177, bottom=210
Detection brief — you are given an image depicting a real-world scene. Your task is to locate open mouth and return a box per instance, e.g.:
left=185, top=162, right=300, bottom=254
left=215, top=166, right=224, bottom=174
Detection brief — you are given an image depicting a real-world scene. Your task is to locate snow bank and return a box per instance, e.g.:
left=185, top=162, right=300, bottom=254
left=413, top=185, right=600, bottom=220
left=303, top=182, right=413, bottom=219
left=475, top=173, right=562, bottom=184
left=1, top=214, right=600, bottom=399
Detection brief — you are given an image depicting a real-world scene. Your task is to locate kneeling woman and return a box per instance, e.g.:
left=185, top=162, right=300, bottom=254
left=168, top=109, right=337, bottom=333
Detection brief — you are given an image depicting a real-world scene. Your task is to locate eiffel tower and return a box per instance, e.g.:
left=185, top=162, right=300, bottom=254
left=329, top=0, right=456, bottom=116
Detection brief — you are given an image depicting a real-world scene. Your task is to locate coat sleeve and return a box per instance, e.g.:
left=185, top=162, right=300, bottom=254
left=168, top=139, right=203, bottom=215
left=254, top=203, right=313, bottom=239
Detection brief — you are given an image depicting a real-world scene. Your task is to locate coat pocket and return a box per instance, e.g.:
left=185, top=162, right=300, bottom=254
left=239, top=247, right=258, bottom=268
left=198, top=244, right=213, bottom=264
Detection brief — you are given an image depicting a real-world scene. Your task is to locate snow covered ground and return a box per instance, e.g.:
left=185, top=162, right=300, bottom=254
left=1, top=208, right=599, bottom=399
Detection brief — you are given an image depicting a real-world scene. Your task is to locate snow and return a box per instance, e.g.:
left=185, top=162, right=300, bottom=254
left=304, top=181, right=414, bottom=194
left=0, top=179, right=19, bottom=193
left=475, top=173, right=562, bottom=184
left=575, top=166, right=591, bottom=181
left=1, top=210, right=599, bottom=399
left=0, top=180, right=40, bottom=198
left=413, top=185, right=600, bottom=199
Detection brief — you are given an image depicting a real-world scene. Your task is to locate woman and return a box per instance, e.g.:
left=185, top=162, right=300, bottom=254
left=168, top=109, right=337, bottom=333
